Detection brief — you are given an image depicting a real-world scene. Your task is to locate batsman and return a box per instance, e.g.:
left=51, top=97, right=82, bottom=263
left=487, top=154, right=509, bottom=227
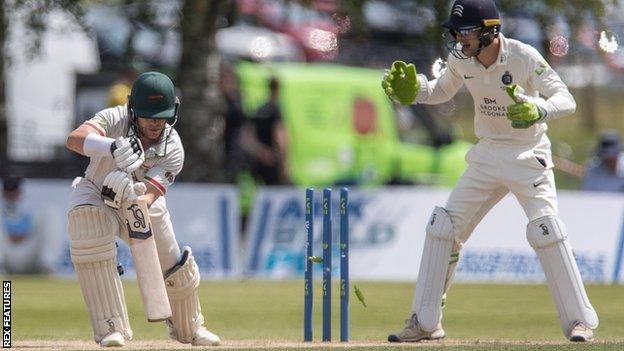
left=383, top=0, right=598, bottom=343
left=66, top=72, right=220, bottom=347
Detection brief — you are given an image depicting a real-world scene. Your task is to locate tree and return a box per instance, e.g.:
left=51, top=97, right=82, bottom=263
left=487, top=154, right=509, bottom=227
left=176, top=0, right=227, bottom=182
left=0, top=0, right=614, bottom=180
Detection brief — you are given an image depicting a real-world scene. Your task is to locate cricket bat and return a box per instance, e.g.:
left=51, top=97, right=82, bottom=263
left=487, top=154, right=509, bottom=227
left=121, top=188, right=172, bottom=322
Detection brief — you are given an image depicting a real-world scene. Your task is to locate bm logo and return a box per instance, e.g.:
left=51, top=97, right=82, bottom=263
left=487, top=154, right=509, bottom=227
left=484, top=97, right=497, bottom=104
left=539, top=224, right=550, bottom=236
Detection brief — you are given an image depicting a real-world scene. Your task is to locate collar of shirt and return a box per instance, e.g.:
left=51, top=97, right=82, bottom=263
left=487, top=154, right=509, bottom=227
left=126, top=123, right=171, bottom=157
left=469, top=34, right=509, bottom=70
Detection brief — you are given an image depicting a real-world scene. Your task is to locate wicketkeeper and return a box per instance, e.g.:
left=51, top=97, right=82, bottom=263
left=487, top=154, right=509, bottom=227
left=65, top=72, right=220, bottom=347
left=382, top=0, right=598, bottom=343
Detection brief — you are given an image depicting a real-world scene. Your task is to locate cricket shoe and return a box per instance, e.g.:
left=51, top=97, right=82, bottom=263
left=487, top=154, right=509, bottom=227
left=568, top=322, right=594, bottom=342
left=191, top=327, right=221, bottom=346
left=99, top=331, right=125, bottom=347
left=388, top=314, right=445, bottom=342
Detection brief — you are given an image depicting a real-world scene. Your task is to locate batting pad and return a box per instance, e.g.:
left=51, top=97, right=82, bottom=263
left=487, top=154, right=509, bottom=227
left=164, top=246, right=204, bottom=344
left=413, top=206, right=456, bottom=331
left=68, top=205, right=132, bottom=343
left=527, top=216, right=599, bottom=335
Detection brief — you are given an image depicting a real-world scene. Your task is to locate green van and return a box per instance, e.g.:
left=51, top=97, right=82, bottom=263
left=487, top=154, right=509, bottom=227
left=236, top=62, right=470, bottom=187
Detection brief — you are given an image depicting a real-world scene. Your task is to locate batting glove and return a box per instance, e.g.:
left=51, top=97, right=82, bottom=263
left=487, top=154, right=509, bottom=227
left=381, top=60, right=420, bottom=105
left=506, top=84, right=546, bottom=129
left=101, top=171, right=146, bottom=209
left=110, top=136, right=144, bottom=173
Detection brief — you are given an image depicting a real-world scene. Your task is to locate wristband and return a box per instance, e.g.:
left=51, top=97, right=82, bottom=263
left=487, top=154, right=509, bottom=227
left=83, top=133, right=115, bottom=157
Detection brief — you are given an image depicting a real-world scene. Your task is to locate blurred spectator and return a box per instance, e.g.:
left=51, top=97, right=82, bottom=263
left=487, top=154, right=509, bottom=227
left=581, top=131, right=624, bottom=192
left=0, top=177, right=55, bottom=275
left=220, top=62, right=248, bottom=182
left=240, top=77, right=290, bottom=185
left=107, top=67, right=138, bottom=107
left=220, top=63, right=256, bottom=238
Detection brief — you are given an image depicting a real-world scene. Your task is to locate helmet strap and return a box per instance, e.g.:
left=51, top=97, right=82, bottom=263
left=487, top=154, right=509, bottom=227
left=478, top=26, right=500, bottom=51
left=127, top=96, right=140, bottom=136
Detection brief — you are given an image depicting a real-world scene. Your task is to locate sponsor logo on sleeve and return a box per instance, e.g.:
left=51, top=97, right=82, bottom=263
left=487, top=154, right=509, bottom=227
left=534, top=63, right=548, bottom=76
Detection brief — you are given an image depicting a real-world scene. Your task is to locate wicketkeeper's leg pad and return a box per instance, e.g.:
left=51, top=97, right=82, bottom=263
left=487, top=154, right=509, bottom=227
left=413, top=206, right=456, bottom=332
left=441, top=241, right=461, bottom=308
left=526, top=215, right=599, bottom=336
left=164, top=246, right=206, bottom=344
left=68, top=205, right=132, bottom=343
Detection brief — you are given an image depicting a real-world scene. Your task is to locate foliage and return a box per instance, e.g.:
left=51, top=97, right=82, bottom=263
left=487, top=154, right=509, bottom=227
left=339, top=0, right=611, bottom=57
left=9, top=0, right=87, bottom=60
left=0, top=0, right=619, bottom=180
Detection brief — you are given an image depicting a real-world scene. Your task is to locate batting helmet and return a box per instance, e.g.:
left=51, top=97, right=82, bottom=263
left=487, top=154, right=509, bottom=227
left=128, top=72, right=179, bottom=126
left=442, top=0, right=501, bottom=59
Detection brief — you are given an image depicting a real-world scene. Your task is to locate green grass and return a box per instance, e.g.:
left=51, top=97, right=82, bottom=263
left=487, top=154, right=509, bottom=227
left=8, top=277, right=624, bottom=350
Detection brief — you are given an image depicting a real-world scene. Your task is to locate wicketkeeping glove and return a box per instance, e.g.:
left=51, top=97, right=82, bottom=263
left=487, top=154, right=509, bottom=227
left=110, top=136, right=144, bottom=173
left=381, top=60, right=420, bottom=105
left=101, top=171, right=147, bottom=209
left=506, top=84, right=545, bottom=129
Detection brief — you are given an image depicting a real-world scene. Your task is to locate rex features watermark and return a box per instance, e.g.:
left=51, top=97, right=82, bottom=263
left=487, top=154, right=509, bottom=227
left=3, top=281, right=10, bottom=348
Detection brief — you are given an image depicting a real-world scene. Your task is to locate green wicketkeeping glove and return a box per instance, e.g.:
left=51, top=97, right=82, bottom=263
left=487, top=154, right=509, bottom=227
left=381, top=60, right=420, bottom=105
left=506, top=84, right=544, bottom=129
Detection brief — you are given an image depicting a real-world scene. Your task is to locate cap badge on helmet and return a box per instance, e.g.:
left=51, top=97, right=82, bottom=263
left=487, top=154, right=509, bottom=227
left=442, top=0, right=501, bottom=59
left=452, top=4, right=464, bottom=17
left=148, top=95, right=164, bottom=100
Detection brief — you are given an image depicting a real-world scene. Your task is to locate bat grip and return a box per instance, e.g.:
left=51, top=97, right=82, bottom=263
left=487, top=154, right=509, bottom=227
left=126, top=171, right=138, bottom=201
left=515, top=93, right=530, bottom=103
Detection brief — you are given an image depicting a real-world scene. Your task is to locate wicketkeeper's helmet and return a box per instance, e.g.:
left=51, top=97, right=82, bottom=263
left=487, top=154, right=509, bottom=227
left=442, top=0, right=501, bottom=59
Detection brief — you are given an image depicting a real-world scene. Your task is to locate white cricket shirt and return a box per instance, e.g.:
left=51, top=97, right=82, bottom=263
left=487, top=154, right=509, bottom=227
left=79, top=105, right=184, bottom=195
left=416, top=34, right=575, bottom=145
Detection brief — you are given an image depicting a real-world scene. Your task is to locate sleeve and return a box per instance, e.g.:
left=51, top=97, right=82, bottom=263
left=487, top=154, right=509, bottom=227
left=415, top=55, right=464, bottom=105
left=144, top=143, right=184, bottom=196
left=80, top=106, right=127, bottom=137
left=526, top=46, right=576, bottom=122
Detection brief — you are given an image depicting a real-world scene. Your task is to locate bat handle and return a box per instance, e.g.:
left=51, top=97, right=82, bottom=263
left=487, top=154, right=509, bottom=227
left=515, top=93, right=530, bottom=103
left=125, top=171, right=139, bottom=201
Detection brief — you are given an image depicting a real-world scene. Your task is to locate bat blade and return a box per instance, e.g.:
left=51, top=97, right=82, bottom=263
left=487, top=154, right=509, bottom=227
left=122, top=198, right=172, bottom=322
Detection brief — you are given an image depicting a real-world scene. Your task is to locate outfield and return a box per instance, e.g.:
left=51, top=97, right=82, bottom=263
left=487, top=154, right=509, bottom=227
left=8, top=277, right=624, bottom=350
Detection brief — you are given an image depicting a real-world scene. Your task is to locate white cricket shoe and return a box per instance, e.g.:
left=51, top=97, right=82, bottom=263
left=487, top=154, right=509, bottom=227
left=388, top=314, right=445, bottom=342
left=191, top=327, right=221, bottom=346
left=568, top=322, right=594, bottom=342
left=99, top=331, right=125, bottom=347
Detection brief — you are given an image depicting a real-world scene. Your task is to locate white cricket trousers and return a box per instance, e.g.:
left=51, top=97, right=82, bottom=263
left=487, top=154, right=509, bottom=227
left=446, top=136, right=557, bottom=243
